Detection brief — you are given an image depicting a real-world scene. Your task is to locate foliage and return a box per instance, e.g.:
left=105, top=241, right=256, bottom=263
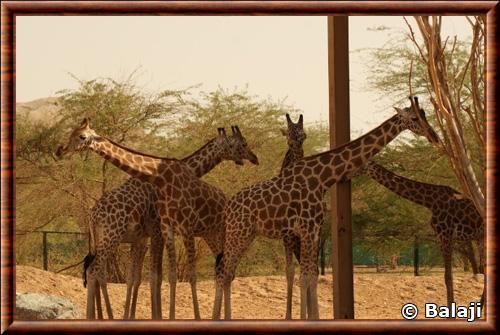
left=17, top=22, right=484, bottom=282
left=16, top=75, right=331, bottom=280
left=362, top=16, right=485, bottom=217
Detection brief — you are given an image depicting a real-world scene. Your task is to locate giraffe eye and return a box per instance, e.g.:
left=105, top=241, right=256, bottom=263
left=79, top=134, right=87, bottom=140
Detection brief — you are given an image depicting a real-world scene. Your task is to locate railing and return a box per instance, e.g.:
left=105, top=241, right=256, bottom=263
left=16, top=230, right=87, bottom=271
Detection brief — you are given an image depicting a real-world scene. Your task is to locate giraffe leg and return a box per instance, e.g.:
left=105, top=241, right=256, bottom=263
left=165, top=225, right=177, bottom=320
left=97, top=279, right=113, bottom=319
left=212, top=277, right=224, bottom=320
left=92, top=246, right=114, bottom=319
left=477, top=238, right=485, bottom=275
left=213, top=225, right=255, bottom=320
left=308, top=266, right=319, bottom=319
left=150, top=229, right=164, bottom=320
left=95, top=281, right=103, bottom=319
left=183, top=235, right=201, bottom=320
left=465, top=240, right=479, bottom=279
left=298, top=224, right=320, bottom=320
left=87, top=259, right=104, bottom=320
left=123, top=241, right=139, bottom=319
left=86, top=276, right=97, bottom=319
left=283, top=235, right=297, bottom=320
left=440, top=238, right=455, bottom=309
left=223, top=278, right=232, bottom=320
left=130, top=239, right=148, bottom=319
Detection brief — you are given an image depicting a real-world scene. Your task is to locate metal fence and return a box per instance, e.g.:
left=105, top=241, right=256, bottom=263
left=16, top=230, right=88, bottom=273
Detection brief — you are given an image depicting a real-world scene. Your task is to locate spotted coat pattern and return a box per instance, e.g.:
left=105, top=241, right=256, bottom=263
left=212, top=97, right=440, bottom=320
left=56, top=121, right=258, bottom=320
left=353, top=160, right=485, bottom=306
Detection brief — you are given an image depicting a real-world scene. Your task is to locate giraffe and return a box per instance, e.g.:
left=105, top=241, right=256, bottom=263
left=348, top=160, right=485, bottom=307
left=212, top=96, right=440, bottom=320
left=81, top=127, right=259, bottom=320
left=279, top=113, right=327, bottom=319
left=55, top=120, right=259, bottom=320
left=83, top=177, right=161, bottom=320
left=280, top=114, right=308, bottom=319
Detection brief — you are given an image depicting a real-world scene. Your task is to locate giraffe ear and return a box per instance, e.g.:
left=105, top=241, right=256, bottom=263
left=298, top=114, right=303, bottom=125
left=218, top=127, right=227, bottom=137
left=280, top=128, right=288, bottom=136
left=393, top=107, right=405, bottom=115
left=233, top=125, right=242, bottom=137
left=80, top=118, right=90, bottom=129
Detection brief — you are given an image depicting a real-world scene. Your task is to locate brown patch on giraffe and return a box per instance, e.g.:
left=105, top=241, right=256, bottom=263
left=319, top=154, right=331, bottom=165
left=319, top=168, right=330, bottom=182
left=341, top=150, right=351, bottom=162
left=351, top=147, right=361, bottom=157
left=363, top=135, right=376, bottom=145
left=351, top=156, right=363, bottom=168
left=307, top=177, right=319, bottom=190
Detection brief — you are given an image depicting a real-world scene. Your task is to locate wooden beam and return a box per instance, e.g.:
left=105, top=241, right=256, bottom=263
left=327, top=15, right=354, bottom=319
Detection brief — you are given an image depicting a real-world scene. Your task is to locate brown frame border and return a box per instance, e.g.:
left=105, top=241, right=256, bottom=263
left=1, top=1, right=498, bottom=334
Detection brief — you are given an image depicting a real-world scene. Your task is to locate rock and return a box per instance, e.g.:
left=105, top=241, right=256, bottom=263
left=16, top=292, right=81, bottom=320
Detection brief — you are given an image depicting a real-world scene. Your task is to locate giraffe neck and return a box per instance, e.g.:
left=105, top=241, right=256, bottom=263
left=366, top=162, right=455, bottom=208
left=280, top=145, right=304, bottom=173
left=181, top=138, right=224, bottom=177
left=89, top=136, right=167, bottom=184
left=299, top=114, right=406, bottom=189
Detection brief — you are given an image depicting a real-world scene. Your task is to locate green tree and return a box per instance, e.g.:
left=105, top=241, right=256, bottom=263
left=362, top=17, right=485, bottom=217
left=16, top=74, right=185, bottom=280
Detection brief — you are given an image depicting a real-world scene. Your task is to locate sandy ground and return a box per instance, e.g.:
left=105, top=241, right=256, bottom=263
left=16, top=265, right=484, bottom=320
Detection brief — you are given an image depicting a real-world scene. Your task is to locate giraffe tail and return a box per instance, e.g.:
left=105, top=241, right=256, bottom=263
left=82, top=253, right=96, bottom=288
left=215, top=252, right=223, bottom=273
left=83, top=212, right=98, bottom=288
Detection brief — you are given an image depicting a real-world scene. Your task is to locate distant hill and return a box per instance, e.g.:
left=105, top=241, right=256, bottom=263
left=16, top=97, right=62, bottom=125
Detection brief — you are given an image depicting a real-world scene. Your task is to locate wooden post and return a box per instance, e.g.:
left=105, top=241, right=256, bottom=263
left=328, top=16, right=354, bottom=319
left=42, top=232, right=48, bottom=271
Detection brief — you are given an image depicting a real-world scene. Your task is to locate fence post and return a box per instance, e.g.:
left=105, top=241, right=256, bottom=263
left=413, top=235, right=419, bottom=276
left=42, top=232, right=48, bottom=271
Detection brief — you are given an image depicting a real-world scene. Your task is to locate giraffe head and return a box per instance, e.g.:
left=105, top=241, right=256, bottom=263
left=395, top=96, right=439, bottom=144
left=54, top=118, right=97, bottom=159
left=223, top=125, right=259, bottom=166
left=281, top=114, right=306, bottom=147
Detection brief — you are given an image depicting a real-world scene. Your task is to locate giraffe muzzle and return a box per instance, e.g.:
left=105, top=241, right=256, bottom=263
left=54, top=145, right=66, bottom=160
left=249, top=154, right=259, bottom=165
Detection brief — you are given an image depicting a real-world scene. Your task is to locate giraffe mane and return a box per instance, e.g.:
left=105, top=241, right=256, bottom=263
left=298, top=116, right=397, bottom=165
left=99, top=135, right=177, bottom=162
left=181, top=137, right=217, bottom=162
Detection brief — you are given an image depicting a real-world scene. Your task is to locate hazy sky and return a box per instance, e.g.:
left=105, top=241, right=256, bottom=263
left=16, top=16, right=471, bottom=133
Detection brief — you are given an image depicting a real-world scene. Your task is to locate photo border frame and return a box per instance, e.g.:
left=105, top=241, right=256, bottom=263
left=1, top=1, right=498, bottom=333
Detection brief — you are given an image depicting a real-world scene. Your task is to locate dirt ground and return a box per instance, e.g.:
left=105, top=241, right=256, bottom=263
left=16, top=265, right=484, bottom=320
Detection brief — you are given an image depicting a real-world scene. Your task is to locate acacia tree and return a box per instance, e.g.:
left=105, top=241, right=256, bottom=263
left=364, top=16, right=485, bottom=218
left=408, top=16, right=485, bottom=218
left=16, top=74, right=186, bottom=280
